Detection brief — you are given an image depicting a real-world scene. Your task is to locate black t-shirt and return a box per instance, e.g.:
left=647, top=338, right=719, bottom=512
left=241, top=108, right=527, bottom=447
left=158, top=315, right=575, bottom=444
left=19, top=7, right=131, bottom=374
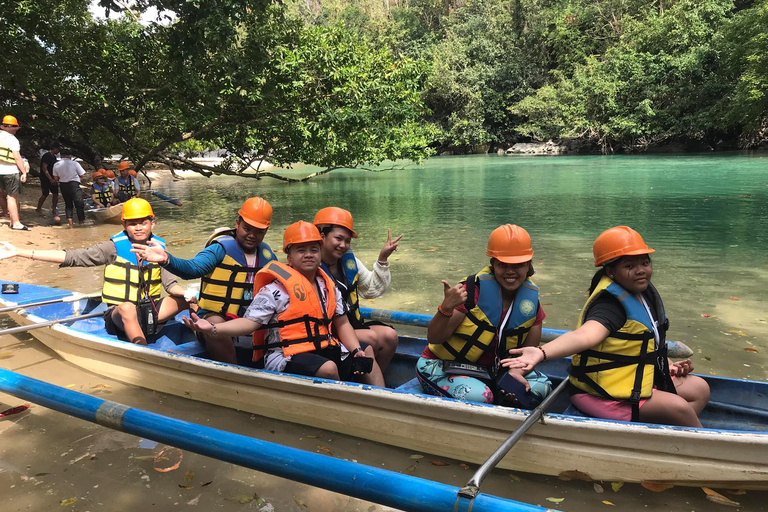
left=40, top=152, right=58, bottom=179
left=583, top=289, right=661, bottom=333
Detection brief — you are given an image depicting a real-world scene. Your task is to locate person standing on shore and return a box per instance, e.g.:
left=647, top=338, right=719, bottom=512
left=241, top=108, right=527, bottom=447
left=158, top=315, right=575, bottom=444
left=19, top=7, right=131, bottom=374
left=52, top=148, right=86, bottom=228
left=0, top=115, right=29, bottom=231
left=36, top=144, right=60, bottom=216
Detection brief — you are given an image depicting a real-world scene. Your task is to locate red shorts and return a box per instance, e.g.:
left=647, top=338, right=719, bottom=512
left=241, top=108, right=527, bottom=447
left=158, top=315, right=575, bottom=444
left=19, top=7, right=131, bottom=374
left=570, top=389, right=654, bottom=422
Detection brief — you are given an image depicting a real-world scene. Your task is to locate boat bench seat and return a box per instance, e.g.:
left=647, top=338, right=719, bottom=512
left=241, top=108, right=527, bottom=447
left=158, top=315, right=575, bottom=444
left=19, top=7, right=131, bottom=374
left=395, top=377, right=424, bottom=394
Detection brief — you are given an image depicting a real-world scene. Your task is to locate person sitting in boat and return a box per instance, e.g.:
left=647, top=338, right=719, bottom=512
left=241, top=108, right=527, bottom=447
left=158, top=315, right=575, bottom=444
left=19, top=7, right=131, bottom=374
left=502, top=226, right=710, bottom=427
left=183, top=221, right=386, bottom=387
left=0, top=198, right=189, bottom=345
left=91, top=169, right=118, bottom=208
left=313, top=207, right=402, bottom=372
left=115, top=161, right=140, bottom=202
left=131, top=197, right=278, bottom=366
left=419, top=224, right=551, bottom=407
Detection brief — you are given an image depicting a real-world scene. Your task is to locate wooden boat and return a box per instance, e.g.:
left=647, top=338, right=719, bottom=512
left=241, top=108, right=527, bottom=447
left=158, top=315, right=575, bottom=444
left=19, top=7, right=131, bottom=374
left=2, top=281, right=767, bottom=490
left=86, top=203, right=123, bottom=224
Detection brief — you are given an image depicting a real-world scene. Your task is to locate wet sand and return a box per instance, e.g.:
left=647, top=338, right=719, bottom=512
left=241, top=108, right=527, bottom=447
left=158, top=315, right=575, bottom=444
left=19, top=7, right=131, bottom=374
left=2, top=175, right=767, bottom=511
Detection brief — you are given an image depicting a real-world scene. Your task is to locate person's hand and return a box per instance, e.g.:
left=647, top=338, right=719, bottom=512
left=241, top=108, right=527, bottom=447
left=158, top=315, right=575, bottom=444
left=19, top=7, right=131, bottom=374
left=498, top=368, right=531, bottom=403
left=131, top=240, right=169, bottom=264
left=670, top=358, right=693, bottom=377
left=377, top=228, right=403, bottom=263
left=95, top=202, right=105, bottom=209
left=500, top=346, right=544, bottom=373
left=183, top=288, right=198, bottom=303
left=20, top=173, right=27, bottom=184
left=440, top=280, right=467, bottom=311
left=182, top=312, right=214, bottom=333
left=0, top=241, right=17, bottom=260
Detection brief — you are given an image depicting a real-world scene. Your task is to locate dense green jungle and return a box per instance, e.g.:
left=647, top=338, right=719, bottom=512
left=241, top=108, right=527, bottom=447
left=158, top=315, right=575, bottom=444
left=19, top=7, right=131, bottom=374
left=2, top=0, right=767, bottom=176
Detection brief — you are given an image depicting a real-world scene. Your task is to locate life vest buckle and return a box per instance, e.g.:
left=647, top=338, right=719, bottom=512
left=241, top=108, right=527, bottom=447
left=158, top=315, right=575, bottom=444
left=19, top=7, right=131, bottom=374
left=629, top=390, right=641, bottom=403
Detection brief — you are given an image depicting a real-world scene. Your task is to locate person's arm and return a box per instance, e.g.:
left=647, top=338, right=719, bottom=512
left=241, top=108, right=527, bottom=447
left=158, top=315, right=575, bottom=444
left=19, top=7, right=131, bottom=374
left=76, top=162, right=86, bottom=177
left=0, top=241, right=66, bottom=263
left=41, top=158, right=54, bottom=182
left=132, top=241, right=224, bottom=280
left=133, top=177, right=141, bottom=197
left=427, top=280, right=468, bottom=344
left=183, top=312, right=260, bottom=337
left=52, top=163, right=61, bottom=183
left=333, top=315, right=365, bottom=354
left=13, top=151, right=26, bottom=183
left=160, top=268, right=185, bottom=297
left=355, top=257, right=391, bottom=299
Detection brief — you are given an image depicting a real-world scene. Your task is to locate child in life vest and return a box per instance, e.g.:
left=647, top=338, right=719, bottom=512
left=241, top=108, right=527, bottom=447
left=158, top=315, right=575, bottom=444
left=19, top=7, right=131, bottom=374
left=183, top=221, right=385, bottom=386
left=502, top=226, right=710, bottom=426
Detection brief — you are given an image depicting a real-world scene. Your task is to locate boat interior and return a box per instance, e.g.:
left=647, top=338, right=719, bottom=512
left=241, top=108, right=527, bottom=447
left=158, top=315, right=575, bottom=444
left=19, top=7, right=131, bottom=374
left=3, top=280, right=767, bottom=433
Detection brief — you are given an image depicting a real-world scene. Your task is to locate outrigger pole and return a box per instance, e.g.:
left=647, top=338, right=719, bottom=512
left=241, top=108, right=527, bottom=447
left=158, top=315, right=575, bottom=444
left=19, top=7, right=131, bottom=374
left=0, top=368, right=554, bottom=512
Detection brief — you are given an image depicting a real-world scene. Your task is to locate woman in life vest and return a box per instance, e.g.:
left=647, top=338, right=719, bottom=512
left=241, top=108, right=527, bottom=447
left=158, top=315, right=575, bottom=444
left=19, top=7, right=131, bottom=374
left=419, top=224, right=551, bottom=406
left=183, top=221, right=385, bottom=386
left=313, top=207, right=402, bottom=371
left=503, top=226, right=710, bottom=426
left=91, top=170, right=117, bottom=208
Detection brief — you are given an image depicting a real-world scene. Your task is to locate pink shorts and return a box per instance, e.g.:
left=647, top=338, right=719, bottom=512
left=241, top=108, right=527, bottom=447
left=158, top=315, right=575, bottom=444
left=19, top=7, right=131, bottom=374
left=570, top=390, right=653, bottom=422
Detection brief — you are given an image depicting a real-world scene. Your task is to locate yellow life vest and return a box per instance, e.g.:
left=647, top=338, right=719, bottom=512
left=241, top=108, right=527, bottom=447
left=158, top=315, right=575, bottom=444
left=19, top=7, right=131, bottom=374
left=197, top=230, right=277, bottom=317
left=102, top=232, right=166, bottom=305
left=117, top=176, right=137, bottom=198
left=0, top=136, right=15, bottom=164
left=570, top=276, right=672, bottom=421
left=93, top=182, right=113, bottom=206
left=428, top=267, right=539, bottom=363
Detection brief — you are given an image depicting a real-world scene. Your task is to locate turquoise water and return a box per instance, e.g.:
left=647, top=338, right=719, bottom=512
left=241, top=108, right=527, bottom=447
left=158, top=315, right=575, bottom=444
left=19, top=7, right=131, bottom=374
left=155, top=153, right=768, bottom=380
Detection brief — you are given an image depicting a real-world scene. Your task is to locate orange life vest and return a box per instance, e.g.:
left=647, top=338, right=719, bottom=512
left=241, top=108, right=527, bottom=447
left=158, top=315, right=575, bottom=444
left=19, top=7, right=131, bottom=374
left=251, top=261, right=339, bottom=361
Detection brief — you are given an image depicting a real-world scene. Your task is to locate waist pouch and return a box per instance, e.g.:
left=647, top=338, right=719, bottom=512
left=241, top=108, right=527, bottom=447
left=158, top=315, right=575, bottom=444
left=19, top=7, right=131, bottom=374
left=442, top=360, right=493, bottom=380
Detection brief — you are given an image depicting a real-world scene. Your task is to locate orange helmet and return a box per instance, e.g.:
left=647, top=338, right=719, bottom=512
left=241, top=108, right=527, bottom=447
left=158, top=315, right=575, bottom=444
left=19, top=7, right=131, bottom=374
left=121, top=198, right=155, bottom=220
left=486, top=224, right=534, bottom=264
left=283, top=221, right=322, bottom=252
left=93, top=170, right=105, bottom=179
left=2, top=115, right=19, bottom=126
left=105, top=170, right=116, bottom=179
left=129, top=170, right=137, bottom=177
left=118, top=161, right=131, bottom=171
left=593, top=226, right=654, bottom=267
left=313, top=206, right=358, bottom=238
left=238, top=197, right=273, bottom=229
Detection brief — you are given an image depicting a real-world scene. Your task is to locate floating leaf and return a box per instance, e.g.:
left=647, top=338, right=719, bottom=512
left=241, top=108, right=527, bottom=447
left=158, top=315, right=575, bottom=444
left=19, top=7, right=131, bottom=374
left=200, top=481, right=212, bottom=487
left=178, top=485, right=193, bottom=489
left=133, top=455, right=157, bottom=461
left=510, top=473, right=521, bottom=482
left=60, top=498, right=77, bottom=506
left=700, top=313, right=711, bottom=318
left=641, top=482, right=674, bottom=492
left=65, top=384, right=77, bottom=389
left=602, top=501, right=615, bottom=506
left=186, top=494, right=202, bottom=505
left=316, top=445, right=333, bottom=456
left=594, top=483, right=604, bottom=493
left=546, top=497, right=564, bottom=503
left=706, top=495, right=741, bottom=507
left=228, top=494, right=254, bottom=504
left=405, top=465, right=416, bottom=474
left=0, top=404, right=30, bottom=418
left=154, top=446, right=183, bottom=472
left=184, top=469, right=195, bottom=482
left=90, top=383, right=112, bottom=390
left=559, top=470, right=593, bottom=481
left=459, top=463, right=470, bottom=470
left=611, top=482, right=623, bottom=492
left=745, top=348, right=758, bottom=353
left=293, top=496, right=308, bottom=509
left=425, top=247, right=438, bottom=251
left=0, top=352, right=13, bottom=359
left=306, top=435, right=319, bottom=439
left=430, top=461, right=450, bottom=466
left=729, top=297, right=739, bottom=301
left=409, top=454, right=424, bottom=460
left=729, top=330, right=747, bottom=337
left=727, top=489, right=746, bottom=495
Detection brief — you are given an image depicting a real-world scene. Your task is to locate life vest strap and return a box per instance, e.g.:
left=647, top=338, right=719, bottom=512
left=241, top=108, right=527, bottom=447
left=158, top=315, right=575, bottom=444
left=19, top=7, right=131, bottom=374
left=610, top=331, right=655, bottom=342
left=199, top=277, right=252, bottom=289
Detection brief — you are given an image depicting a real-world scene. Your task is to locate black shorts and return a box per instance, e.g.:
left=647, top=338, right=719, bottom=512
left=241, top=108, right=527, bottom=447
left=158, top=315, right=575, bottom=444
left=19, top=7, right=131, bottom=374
left=284, top=342, right=370, bottom=381
left=40, top=175, right=59, bottom=195
left=104, top=300, right=166, bottom=339
left=0, top=174, right=21, bottom=195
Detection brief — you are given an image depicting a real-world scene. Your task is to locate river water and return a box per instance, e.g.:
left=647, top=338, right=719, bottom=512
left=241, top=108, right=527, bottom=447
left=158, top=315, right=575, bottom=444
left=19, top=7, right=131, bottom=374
left=3, top=153, right=768, bottom=511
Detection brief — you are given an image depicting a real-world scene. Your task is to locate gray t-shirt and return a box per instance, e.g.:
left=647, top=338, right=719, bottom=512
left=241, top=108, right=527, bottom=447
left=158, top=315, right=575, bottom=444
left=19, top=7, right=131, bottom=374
left=62, top=240, right=178, bottom=292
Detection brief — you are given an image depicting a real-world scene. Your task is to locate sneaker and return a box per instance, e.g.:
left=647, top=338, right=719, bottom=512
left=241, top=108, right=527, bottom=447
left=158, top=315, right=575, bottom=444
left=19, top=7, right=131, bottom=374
left=11, top=224, right=29, bottom=231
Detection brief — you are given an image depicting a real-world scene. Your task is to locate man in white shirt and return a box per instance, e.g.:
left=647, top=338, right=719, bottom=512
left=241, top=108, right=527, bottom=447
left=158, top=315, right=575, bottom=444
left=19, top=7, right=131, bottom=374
left=0, top=115, right=29, bottom=230
left=52, top=148, right=86, bottom=227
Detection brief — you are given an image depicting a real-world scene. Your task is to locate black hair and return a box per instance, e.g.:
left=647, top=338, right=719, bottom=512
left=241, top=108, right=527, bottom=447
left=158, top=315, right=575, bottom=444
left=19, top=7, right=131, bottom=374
left=588, top=255, right=652, bottom=294
left=60, top=148, right=72, bottom=156
left=318, top=224, right=344, bottom=237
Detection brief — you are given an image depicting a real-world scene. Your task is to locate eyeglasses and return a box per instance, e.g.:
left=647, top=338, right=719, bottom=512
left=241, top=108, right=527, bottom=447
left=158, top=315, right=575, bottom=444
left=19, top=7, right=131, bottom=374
left=1, top=124, right=18, bottom=128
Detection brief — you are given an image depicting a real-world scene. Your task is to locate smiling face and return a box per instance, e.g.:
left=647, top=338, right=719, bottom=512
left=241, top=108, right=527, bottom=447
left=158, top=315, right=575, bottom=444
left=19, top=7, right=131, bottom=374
left=320, top=226, right=353, bottom=263
left=606, top=254, right=652, bottom=294
left=235, top=217, right=267, bottom=253
left=287, top=241, right=322, bottom=276
left=124, top=217, right=155, bottom=244
left=491, top=258, right=531, bottom=294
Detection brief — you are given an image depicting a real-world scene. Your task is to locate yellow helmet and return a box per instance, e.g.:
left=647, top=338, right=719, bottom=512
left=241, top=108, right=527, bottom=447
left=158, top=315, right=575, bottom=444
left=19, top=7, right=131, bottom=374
left=121, top=198, right=154, bottom=220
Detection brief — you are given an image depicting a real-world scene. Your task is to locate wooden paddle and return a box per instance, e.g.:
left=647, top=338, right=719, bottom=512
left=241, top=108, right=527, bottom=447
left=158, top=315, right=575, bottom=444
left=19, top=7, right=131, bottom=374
left=0, top=310, right=104, bottom=336
left=0, top=292, right=101, bottom=314
left=456, top=377, right=570, bottom=503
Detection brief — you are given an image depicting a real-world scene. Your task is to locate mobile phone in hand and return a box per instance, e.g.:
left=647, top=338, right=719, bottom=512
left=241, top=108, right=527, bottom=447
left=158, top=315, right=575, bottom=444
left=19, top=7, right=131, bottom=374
left=351, top=356, right=374, bottom=374
left=497, top=372, right=535, bottom=409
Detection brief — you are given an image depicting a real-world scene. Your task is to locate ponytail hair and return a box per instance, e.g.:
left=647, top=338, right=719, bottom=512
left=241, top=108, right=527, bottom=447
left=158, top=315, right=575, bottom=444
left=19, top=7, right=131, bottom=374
left=589, top=267, right=607, bottom=295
